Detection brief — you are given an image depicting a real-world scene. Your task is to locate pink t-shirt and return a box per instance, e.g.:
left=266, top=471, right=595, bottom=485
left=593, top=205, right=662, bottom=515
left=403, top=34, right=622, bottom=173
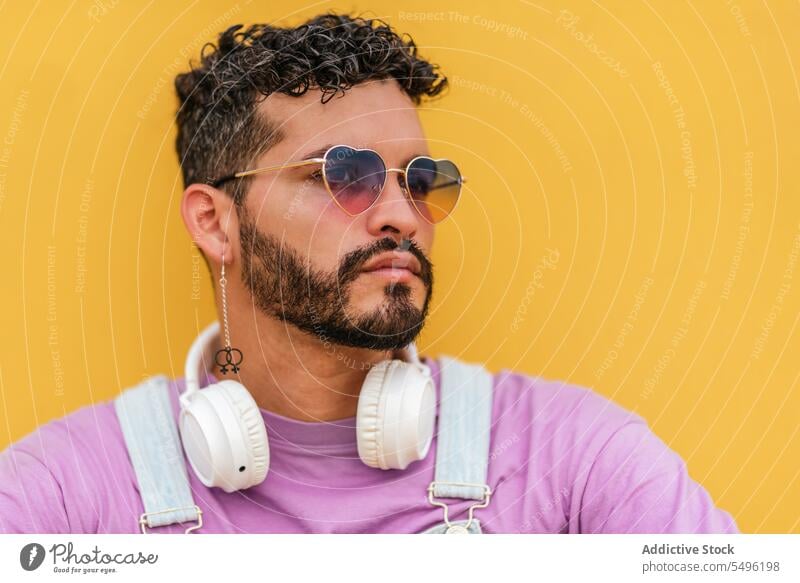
left=0, top=357, right=738, bottom=533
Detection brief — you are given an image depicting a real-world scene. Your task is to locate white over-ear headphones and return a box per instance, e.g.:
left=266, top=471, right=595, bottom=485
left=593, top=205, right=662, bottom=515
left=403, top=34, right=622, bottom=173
left=178, top=321, right=436, bottom=492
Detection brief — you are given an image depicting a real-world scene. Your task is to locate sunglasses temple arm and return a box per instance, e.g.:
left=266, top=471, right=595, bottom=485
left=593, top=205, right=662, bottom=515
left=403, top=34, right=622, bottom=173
left=208, top=158, right=326, bottom=186
left=234, top=158, right=324, bottom=179
left=433, top=178, right=466, bottom=190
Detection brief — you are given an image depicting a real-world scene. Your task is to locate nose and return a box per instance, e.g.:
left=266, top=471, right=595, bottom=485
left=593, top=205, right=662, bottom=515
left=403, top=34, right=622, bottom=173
left=364, top=169, right=421, bottom=240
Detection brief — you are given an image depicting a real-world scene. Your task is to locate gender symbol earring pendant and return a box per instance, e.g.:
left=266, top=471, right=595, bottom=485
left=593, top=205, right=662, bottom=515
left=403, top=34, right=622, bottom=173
left=215, top=253, right=244, bottom=375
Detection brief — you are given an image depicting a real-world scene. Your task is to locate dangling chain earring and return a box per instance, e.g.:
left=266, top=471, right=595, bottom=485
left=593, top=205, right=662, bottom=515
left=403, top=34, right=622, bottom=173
left=215, top=250, right=244, bottom=374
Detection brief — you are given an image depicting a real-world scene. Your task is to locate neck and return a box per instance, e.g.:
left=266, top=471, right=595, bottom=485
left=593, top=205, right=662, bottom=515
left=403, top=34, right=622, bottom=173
left=209, top=309, right=399, bottom=422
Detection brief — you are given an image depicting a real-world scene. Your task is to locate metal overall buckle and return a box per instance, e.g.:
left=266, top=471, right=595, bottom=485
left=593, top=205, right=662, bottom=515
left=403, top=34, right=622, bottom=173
left=139, top=505, right=203, bottom=534
left=427, top=481, right=492, bottom=534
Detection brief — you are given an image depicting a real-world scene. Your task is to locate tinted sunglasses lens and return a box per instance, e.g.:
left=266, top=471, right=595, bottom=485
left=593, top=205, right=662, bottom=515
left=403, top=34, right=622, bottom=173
left=406, top=158, right=461, bottom=223
left=323, top=146, right=385, bottom=214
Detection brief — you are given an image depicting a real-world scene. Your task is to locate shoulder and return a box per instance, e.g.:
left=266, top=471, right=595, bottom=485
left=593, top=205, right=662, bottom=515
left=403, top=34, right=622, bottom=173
left=474, top=364, right=737, bottom=533
left=490, top=366, right=643, bottom=431
left=0, top=398, right=117, bottom=532
left=490, top=366, right=650, bottom=476
left=0, top=376, right=180, bottom=533
left=428, top=355, right=645, bottom=478
left=427, top=355, right=638, bottom=424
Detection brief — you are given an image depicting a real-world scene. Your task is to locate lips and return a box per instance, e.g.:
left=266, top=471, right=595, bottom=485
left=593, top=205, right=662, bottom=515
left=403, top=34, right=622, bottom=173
left=362, top=252, right=422, bottom=275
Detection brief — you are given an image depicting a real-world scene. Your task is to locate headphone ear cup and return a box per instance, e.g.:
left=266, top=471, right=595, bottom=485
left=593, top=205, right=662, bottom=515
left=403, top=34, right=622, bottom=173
left=218, top=382, right=270, bottom=485
left=179, top=380, right=269, bottom=492
left=356, top=360, right=435, bottom=470
left=356, top=361, right=391, bottom=469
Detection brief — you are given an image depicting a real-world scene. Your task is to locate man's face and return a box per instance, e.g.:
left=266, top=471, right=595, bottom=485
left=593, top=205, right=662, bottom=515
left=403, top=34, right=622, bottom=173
left=235, top=80, right=436, bottom=351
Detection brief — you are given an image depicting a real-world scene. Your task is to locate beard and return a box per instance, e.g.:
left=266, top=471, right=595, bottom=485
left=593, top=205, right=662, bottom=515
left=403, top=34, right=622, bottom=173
left=238, top=208, right=434, bottom=351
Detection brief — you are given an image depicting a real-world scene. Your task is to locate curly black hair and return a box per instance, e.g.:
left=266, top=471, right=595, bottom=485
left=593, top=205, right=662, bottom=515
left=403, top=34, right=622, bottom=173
left=174, top=11, right=449, bottom=206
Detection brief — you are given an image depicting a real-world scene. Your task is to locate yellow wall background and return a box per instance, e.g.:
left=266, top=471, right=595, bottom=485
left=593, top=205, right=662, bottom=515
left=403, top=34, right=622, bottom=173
left=0, top=0, right=797, bottom=533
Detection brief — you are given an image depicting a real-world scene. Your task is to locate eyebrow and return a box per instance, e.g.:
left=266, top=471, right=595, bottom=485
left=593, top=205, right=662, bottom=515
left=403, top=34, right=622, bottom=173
left=299, top=144, right=428, bottom=168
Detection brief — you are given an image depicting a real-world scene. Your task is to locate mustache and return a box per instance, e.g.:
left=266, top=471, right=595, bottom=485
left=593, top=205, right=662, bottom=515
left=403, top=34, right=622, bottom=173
left=337, top=237, right=433, bottom=286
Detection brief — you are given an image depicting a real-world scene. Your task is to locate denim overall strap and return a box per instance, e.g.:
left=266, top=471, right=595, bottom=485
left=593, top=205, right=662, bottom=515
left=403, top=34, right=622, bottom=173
left=114, top=375, right=202, bottom=533
left=423, top=355, right=494, bottom=534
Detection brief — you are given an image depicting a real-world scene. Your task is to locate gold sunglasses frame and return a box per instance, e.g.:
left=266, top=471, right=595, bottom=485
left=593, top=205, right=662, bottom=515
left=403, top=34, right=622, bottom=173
left=208, top=143, right=466, bottom=224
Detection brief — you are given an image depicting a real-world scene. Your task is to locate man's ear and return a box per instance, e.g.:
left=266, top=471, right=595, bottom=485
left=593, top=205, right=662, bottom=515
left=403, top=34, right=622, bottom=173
left=180, top=182, right=239, bottom=266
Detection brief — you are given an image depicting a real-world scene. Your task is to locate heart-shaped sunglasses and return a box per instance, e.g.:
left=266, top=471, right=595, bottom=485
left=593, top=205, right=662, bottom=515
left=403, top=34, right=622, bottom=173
left=209, top=144, right=465, bottom=224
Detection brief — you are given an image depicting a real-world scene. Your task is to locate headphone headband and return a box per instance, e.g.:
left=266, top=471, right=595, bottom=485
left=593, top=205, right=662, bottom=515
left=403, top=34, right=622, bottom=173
left=182, top=321, right=425, bottom=406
